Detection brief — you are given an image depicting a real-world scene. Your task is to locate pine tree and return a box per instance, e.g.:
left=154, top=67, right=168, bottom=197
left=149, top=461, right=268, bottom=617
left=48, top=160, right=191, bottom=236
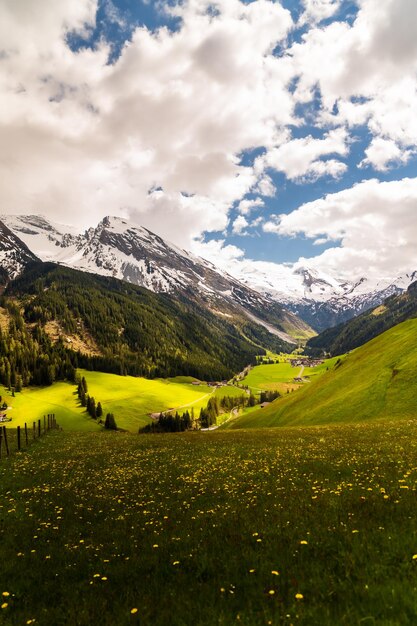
left=96, top=402, right=103, bottom=418
left=104, top=413, right=117, bottom=430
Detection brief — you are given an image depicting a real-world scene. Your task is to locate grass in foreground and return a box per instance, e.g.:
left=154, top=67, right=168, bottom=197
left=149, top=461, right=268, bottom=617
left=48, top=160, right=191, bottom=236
left=1, top=421, right=417, bottom=625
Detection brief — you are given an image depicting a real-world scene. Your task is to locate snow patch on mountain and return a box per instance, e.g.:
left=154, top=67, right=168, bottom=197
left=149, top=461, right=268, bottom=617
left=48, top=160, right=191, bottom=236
left=228, top=261, right=417, bottom=331
left=0, top=220, right=40, bottom=281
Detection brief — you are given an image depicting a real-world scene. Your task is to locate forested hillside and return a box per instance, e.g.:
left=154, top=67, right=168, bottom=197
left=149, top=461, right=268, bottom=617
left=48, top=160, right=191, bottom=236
left=1, top=263, right=293, bottom=386
left=306, top=281, right=417, bottom=356
left=0, top=298, right=76, bottom=388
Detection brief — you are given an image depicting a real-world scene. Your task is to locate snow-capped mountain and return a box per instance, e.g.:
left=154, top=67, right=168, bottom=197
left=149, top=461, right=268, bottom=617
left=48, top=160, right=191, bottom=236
left=0, top=220, right=39, bottom=284
left=0, top=215, right=311, bottom=343
left=230, top=262, right=417, bottom=331
left=2, top=213, right=414, bottom=333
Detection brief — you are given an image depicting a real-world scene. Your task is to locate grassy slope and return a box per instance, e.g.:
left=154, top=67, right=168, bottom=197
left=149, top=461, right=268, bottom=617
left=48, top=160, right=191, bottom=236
left=2, top=422, right=417, bottom=625
left=1, top=371, right=246, bottom=432
left=229, top=318, right=417, bottom=429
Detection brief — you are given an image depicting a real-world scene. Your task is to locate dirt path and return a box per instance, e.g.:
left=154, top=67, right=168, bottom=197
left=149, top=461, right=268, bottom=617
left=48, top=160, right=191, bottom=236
left=164, top=389, right=216, bottom=414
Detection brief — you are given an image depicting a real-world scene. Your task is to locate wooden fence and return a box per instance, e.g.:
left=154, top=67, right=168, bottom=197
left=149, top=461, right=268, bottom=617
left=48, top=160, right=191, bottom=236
left=0, top=414, right=60, bottom=460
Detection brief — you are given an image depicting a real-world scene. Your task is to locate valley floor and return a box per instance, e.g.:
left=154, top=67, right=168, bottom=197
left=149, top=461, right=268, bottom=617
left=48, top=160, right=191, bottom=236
left=1, top=421, right=417, bottom=625
left=0, top=371, right=247, bottom=432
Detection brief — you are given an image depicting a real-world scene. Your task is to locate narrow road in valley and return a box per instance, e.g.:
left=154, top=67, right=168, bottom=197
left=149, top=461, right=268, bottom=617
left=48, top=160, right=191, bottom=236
left=299, top=365, right=305, bottom=378
left=201, top=405, right=240, bottom=431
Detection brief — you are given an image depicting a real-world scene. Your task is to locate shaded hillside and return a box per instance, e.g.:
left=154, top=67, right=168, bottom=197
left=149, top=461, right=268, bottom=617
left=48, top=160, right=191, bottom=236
left=4, top=263, right=294, bottom=383
left=227, top=318, right=417, bottom=429
left=306, top=281, right=417, bottom=356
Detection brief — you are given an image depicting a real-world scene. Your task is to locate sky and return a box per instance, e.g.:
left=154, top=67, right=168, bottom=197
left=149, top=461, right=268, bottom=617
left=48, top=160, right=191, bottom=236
left=1, top=0, right=417, bottom=283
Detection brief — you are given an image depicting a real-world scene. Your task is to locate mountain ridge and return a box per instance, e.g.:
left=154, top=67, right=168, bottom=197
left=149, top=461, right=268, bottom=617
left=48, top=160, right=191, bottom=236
left=305, top=279, right=417, bottom=356
left=0, top=214, right=313, bottom=342
left=2, top=213, right=415, bottom=334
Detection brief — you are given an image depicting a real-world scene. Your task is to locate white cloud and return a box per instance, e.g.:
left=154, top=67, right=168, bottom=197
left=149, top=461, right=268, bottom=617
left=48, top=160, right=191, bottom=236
left=267, top=177, right=417, bottom=279
left=192, top=238, right=245, bottom=265
left=232, top=215, right=249, bottom=235
left=261, top=128, right=348, bottom=181
left=291, top=0, right=417, bottom=167
left=299, top=0, right=341, bottom=26
left=0, top=0, right=296, bottom=245
left=0, top=0, right=417, bottom=285
left=254, top=175, right=276, bottom=198
left=238, top=198, right=265, bottom=215
left=360, top=137, right=413, bottom=171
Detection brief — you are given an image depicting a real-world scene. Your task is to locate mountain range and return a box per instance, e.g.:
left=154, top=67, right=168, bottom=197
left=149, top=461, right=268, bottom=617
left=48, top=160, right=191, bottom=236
left=306, top=279, right=417, bottom=356
left=0, top=214, right=311, bottom=342
left=0, top=213, right=415, bottom=333
left=232, top=261, right=417, bottom=331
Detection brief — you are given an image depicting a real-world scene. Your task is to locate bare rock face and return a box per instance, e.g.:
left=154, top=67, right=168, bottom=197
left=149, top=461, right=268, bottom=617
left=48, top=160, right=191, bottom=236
left=0, top=220, right=39, bottom=285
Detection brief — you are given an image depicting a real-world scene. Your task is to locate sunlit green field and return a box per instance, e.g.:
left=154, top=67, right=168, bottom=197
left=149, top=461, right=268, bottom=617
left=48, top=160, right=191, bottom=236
left=2, top=421, right=417, bottom=625
left=0, top=371, right=246, bottom=432
left=240, top=357, right=338, bottom=394
left=0, top=381, right=99, bottom=432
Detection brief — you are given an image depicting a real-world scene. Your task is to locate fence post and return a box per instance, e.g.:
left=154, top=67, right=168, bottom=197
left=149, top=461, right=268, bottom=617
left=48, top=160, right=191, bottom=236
left=43, top=416, right=46, bottom=434
left=33, top=422, right=36, bottom=439
left=25, top=423, right=28, bottom=446
left=3, top=426, right=9, bottom=457
left=17, top=426, right=21, bottom=451
left=38, top=419, right=41, bottom=437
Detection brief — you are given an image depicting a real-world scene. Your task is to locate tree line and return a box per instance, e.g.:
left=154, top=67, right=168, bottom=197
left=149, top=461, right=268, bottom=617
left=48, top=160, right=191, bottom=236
left=76, top=375, right=117, bottom=430
left=140, top=388, right=282, bottom=434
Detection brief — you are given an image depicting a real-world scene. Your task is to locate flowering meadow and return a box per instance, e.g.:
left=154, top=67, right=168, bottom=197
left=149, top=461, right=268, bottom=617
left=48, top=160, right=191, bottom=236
left=1, top=422, right=417, bottom=625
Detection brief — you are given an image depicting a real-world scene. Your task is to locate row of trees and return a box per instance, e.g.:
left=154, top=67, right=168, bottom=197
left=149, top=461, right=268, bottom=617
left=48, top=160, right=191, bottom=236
left=76, top=375, right=117, bottom=430
left=141, top=388, right=282, bottom=434
left=259, top=390, right=281, bottom=403
left=140, top=410, right=195, bottom=433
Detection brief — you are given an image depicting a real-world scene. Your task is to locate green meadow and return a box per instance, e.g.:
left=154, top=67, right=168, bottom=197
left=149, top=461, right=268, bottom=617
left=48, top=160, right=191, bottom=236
left=1, top=371, right=246, bottom=432
left=240, top=356, right=338, bottom=394
left=2, top=421, right=417, bottom=625
left=231, top=318, right=417, bottom=429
